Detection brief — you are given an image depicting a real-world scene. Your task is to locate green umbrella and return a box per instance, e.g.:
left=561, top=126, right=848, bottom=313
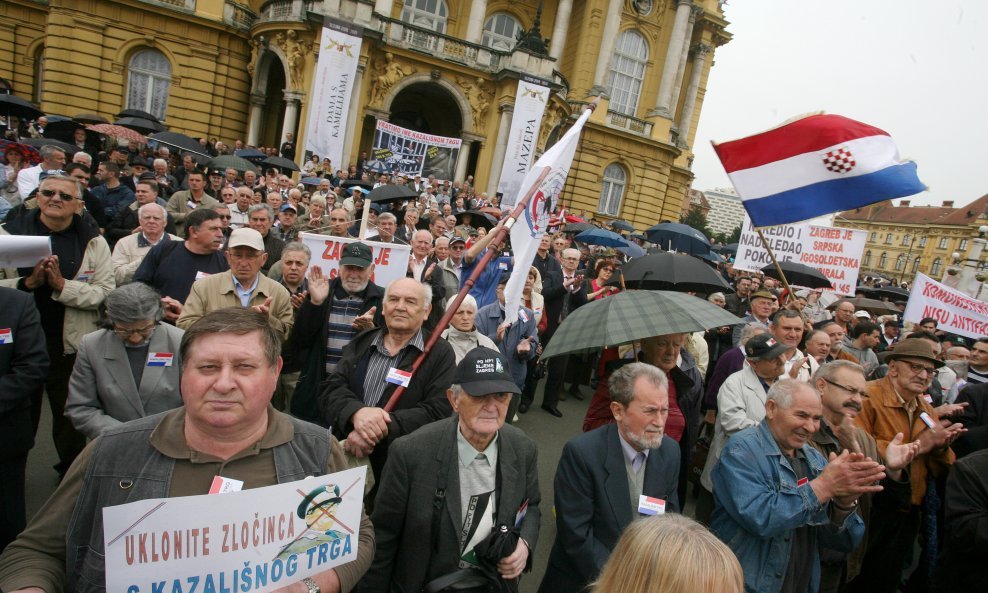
left=207, top=154, right=258, bottom=174
left=540, top=291, right=743, bottom=359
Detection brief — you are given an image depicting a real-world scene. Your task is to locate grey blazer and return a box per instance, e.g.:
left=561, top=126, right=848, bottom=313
left=361, top=416, right=541, bottom=593
left=65, top=324, right=185, bottom=439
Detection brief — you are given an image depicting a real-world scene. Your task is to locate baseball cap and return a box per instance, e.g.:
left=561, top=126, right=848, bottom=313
left=744, top=333, right=793, bottom=360
left=280, top=203, right=297, bottom=213
left=449, top=235, right=466, bottom=245
left=854, top=310, right=871, bottom=319
left=453, top=347, right=521, bottom=396
left=340, top=242, right=373, bottom=268
left=227, top=228, right=265, bottom=251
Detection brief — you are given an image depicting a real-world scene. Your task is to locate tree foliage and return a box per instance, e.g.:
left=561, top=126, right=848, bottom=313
left=679, top=205, right=712, bottom=239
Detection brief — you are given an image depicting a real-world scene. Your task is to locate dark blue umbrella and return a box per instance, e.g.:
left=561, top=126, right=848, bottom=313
left=234, top=148, right=267, bottom=162
left=300, top=176, right=323, bottom=185
left=575, top=227, right=628, bottom=248
left=645, top=222, right=711, bottom=256
left=610, top=219, right=635, bottom=232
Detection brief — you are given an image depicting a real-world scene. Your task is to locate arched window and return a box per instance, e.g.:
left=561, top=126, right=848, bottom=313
left=598, top=164, right=627, bottom=217
left=126, top=49, right=171, bottom=121
left=895, top=254, right=906, bottom=271
left=32, top=46, right=45, bottom=104
left=401, top=0, right=448, bottom=33
left=912, top=257, right=921, bottom=273
left=607, top=30, right=648, bottom=116
left=931, top=257, right=942, bottom=276
left=863, top=250, right=871, bottom=267
left=878, top=252, right=888, bottom=268
left=482, top=13, right=522, bottom=51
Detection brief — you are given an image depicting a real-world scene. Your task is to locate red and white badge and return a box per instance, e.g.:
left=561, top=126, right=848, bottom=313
left=147, top=352, right=174, bottom=367
left=0, top=328, right=12, bottom=345
left=385, top=367, right=412, bottom=387
left=209, top=476, right=243, bottom=494
left=797, top=477, right=809, bottom=487
left=637, top=495, right=666, bottom=516
left=194, top=270, right=211, bottom=281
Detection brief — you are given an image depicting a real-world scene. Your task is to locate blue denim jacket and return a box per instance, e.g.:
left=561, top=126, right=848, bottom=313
left=711, top=421, right=865, bottom=593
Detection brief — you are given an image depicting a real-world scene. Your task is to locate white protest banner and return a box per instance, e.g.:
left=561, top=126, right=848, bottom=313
left=496, top=75, right=550, bottom=208
left=903, top=273, right=988, bottom=339
left=300, top=232, right=411, bottom=287
left=103, top=467, right=365, bottom=593
left=0, top=235, right=51, bottom=268
left=303, top=17, right=363, bottom=169
left=734, top=215, right=866, bottom=295
left=372, top=120, right=461, bottom=181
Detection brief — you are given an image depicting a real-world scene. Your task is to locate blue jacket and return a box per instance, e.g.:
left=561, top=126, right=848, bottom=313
left=711, top=421, right=865, bottom=593
left=474, top=301, right=538, bottom=390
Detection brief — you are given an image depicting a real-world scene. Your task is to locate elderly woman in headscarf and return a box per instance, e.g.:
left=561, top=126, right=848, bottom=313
left=65, top=282, right=185, bottom=439
left=440, top=294, right=497, bottom=363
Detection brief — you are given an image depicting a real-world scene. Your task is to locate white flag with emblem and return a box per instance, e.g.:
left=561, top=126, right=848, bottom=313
left=502, top=104, right=594, bottom=325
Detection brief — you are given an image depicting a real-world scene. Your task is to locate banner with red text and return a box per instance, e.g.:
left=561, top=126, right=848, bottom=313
left=300, top=232, right=411, bottom=287
left=103, top=467, right=365, bottom=593
left=734, top=215, right=867, bottom=295
left=372, top=120, right=461, bottom=181
left=903, top=273, right=988, bottom=339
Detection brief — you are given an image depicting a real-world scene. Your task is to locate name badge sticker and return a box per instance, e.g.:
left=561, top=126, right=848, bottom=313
left=922, top=394, right=933, bottom=404
left=147, top=352, right=174, bottom=367
left=194, top=271, right=210, bottom=281
left=0, top=328, right=12, bottom=344
left=385, top=367, right=412, bottom=387
left=637, top=495, right=666, bottom=516
left=77, top=269, right=95, bottom=282
left=187, top=200, right=197, bottom=210
left=518, top=309, right=530, bottom=323
left=208, top=476, right=244, bottom=494
left=796, top=477, right=809, bottom=487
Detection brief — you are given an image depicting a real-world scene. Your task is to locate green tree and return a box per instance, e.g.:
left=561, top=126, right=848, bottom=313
left=679, top=205, right=711, bottom=238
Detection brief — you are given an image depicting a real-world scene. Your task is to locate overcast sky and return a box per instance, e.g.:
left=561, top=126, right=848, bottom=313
left=692, top=0, right=987, bottom=208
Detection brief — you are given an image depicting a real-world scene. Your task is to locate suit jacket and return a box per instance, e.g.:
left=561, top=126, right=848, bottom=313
left=541, top=270, right=588, bottom=342
left=0, top=287, right=49, bottom=458
left=948, top=382, right=988, bottom=458
left=406, top=255, right=446, bottom=332
left=360, top=417, right=541, bottom=593
left=539, top=424, right=680, bottom=593
left=65, top=324, right=185, bottom=440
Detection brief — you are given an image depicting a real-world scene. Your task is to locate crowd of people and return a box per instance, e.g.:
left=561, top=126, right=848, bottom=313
left=0, top=130, right=986, bottom=593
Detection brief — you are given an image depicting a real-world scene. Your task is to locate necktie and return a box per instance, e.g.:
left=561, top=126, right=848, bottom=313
left=633, top=452, right=646, bottom=473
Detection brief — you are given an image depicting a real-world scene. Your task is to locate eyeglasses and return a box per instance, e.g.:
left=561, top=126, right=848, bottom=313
left=898, top=361, right=936, bottom=376
left=39, top=188, right=77, bottom=201
left=113, top=323, right=156, bottom=338
left=216, top=215, right=232, bottom=220
left=822, top=378, right=869, bottom=398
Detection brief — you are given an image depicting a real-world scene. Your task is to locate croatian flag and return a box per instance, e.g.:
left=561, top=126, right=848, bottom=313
left=712, top=113, right=925, bottom=227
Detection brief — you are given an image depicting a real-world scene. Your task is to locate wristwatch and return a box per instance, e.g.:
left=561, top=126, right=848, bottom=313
left=302, top=577, right=320, bottom=593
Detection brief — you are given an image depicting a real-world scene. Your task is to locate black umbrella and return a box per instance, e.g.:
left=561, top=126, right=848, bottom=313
left=471, top=524, right=524, bottom=593
left=608, top=252, right=733, bottom=294
left=367, top=183, right=418, bottom=204
left=149, top=131, right=209, bottom=157
left=645, top=222, right=712, bottom=256
left=114, top=116, right=166, bottom=134
left=234, top=148, right=267, bottom=162
left=610, top=219, right=635, bottom=232
left=761, top=262, right=832, bottom=290
left=261, top=155, right=300, bottom=172
left=0, top=94, right=44, bottom=120
left=116, top=108, right=160, bottom=123
left=207, top=154, right=258, bottom=174
left=867, top=285, right=910, bottom=300
left=73, top=112, right=108, bottom=124
left=21, top=137, right=80, bottom=155
left=713, top=242, right=739, bottom=254
left=43, top=119, right=89, bottom=142
left=455, top=209, right=497, bottom=231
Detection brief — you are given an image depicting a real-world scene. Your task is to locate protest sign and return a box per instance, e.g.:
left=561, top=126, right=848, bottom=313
left=903, top=273, right=988, bottom=339
left=734, top=215, right=866, bottom=295
left=372, top=120, right=461, bottom=181
left=0, top=235, right=51, bottom=268
left=103, top=467, right=366, bottom=593
left=300, top=233, right=411, bottom=287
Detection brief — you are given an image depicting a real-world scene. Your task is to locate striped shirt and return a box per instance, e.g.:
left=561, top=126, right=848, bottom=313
left=325, top=293, right=365, bottom=374
left=362, top=329, right=425, bottom=407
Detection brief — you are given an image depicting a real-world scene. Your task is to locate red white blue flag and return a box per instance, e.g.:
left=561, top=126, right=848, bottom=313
left=712, top=113, right=925, bottom=227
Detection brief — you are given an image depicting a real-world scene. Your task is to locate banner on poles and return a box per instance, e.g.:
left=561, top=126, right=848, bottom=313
left=734, top=215, right=867, bottom=295
left=103, top=467, right=366, bottom=593
left=372, top=121, right=461, bottom=181
left=303, top=17, right=363, bottom=170
left=300, top=232, right=411, bottom=287
left=903, top=273, right=988, bottom=339
left=497, top=75, right=551, bottom=208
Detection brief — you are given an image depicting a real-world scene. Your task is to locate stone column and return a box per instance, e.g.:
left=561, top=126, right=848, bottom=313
left=651, top=0, right=693, bottom=117
left=549, top=0, right=574, bottom=61
left=465, top=0, right=489, bottom=45
left=281, top=90, right=304, bottom=146
left=341, top=62, right=366, bottom=168
left=486, top=103, right=513, bottom=195
left=589, top=0, right=624, bottom=95
left=246, top=93, right=266, bottom=147
left=454, top=138, right=474, bottom=182
left=373, top=0, right=394, bottom=18
left=670, top=5, right=701, bottom=120
left=675, top=43, right=711, bottom=147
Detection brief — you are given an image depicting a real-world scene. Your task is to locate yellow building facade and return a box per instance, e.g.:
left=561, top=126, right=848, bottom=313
left=1, top=0, right=730, bottom=228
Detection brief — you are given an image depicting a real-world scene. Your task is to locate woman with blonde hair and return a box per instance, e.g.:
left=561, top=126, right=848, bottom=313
left=592, top=514, right=743, bottom=593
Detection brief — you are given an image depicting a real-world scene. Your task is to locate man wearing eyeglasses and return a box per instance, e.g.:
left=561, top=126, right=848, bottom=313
left=0, top=173, right=114, bottom=477
left=854, top=339, right=966, bottom=593
left=809, top=361, right=918, bottom=593
left=177, top=227, right=293, bottom=342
